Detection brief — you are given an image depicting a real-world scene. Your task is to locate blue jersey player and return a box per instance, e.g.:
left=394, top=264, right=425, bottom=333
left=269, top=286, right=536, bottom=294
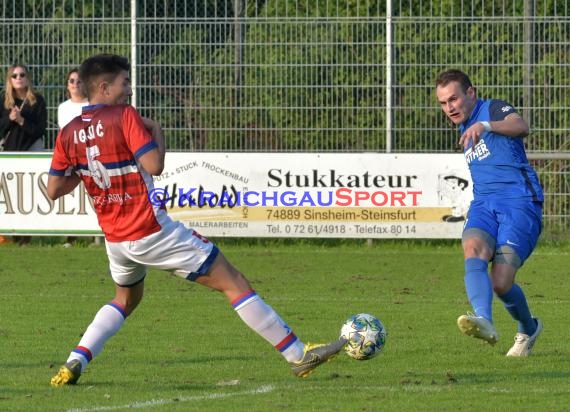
left=436, top=69, right=543, bottom=357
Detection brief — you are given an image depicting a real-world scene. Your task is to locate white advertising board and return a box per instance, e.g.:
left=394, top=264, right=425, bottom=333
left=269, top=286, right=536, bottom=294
left=0, top=152, right=100, bottom=236
left=0, top=152, right=472, bottom=238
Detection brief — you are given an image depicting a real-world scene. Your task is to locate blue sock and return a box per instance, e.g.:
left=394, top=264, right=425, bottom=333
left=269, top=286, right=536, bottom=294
left=464, top=258, right=493, bottom=322
left=497, top=284, right=537, bottom=335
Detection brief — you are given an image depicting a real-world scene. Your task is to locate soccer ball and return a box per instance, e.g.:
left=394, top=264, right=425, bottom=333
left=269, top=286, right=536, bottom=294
left=340, top=313, right=386, bottom=360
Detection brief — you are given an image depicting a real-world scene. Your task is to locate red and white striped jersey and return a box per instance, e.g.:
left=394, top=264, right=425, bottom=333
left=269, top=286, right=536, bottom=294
left=50, top=104, right=167, bottom=241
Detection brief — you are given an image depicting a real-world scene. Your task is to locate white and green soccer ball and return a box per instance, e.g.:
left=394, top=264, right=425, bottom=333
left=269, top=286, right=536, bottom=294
left=340, top=313, right=387, bottom=360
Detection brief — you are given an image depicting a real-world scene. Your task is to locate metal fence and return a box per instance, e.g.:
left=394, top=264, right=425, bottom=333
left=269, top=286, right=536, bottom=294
left=0, top=0, right=568, bottom=236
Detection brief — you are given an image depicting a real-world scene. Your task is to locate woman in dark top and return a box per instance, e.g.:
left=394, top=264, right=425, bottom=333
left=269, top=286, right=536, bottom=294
left=0, top=64, right=47, bottom=245
left=0, top=64, right=47, bottom=151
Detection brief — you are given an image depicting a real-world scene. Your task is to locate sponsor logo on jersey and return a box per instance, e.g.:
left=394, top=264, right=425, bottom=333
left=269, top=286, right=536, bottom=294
left=465, top=139, right=491, bottom=163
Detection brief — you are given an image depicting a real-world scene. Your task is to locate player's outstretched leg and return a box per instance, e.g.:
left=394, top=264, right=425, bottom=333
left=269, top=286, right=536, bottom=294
left=289, top=338, right=348, bottom=378
left=200, top=253, right=347, bottom=377
left=457, top=313, right=498, bottom=345
left=231, top=288, right=347, bottom=377
left=458, top=256, right=498, bottom=345
left=50, top=360, right=82, bottom=386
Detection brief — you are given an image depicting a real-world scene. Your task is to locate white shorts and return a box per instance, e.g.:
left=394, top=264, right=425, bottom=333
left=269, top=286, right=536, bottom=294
left=105, top=219, right=219, bottom=287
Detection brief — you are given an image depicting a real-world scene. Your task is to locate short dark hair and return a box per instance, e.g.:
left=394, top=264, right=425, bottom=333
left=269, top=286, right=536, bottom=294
left=79, top=54, right=130, bottom=98
left=435, top=69, right=473, bottom=93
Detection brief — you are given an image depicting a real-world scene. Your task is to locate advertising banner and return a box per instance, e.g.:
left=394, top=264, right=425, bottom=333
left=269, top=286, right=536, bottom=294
left=0, top=152, right=100, bottom=236
left=0, top=152, right=472, bottom=238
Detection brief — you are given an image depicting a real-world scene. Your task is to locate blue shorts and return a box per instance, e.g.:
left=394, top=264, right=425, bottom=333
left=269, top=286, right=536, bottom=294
left=463, top=198, right=542, bottom=264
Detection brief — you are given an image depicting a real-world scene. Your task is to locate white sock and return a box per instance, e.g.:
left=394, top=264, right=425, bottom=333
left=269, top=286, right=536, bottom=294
left=232, top=290, right=305, bottom=362
left=66, top=302, right=126, bottom=371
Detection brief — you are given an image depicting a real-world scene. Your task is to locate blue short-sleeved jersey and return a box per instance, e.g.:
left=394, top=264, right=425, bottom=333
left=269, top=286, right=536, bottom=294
left=459, top=99, right=543, bottom=202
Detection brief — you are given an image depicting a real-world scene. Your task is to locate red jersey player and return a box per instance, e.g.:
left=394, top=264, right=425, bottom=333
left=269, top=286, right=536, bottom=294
left=48, top=54, right=346, bottom=386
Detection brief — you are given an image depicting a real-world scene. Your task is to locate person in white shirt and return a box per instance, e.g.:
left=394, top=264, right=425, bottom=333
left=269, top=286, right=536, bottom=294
left=57, top=68, right=89, bottom=247
left=57, top=68, right=89, bottom=129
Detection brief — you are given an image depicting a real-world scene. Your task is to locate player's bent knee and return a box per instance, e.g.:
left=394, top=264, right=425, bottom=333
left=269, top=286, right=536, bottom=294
left=462, top=228, right=495, bottom=258
left=114, top=284, right=144, bottom=316
left=493, top=281, right=512, bottom=296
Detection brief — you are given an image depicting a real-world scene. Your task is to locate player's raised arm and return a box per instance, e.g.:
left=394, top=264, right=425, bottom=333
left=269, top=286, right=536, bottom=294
left=485, top=112, right=529, bottom=138
left=138, top=116, right=165, bottom=176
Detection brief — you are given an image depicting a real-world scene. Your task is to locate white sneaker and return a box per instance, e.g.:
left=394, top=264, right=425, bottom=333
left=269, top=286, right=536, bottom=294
left=506, top=318, right=543, bottom=357
left=457, top=313, right=499, bottom=345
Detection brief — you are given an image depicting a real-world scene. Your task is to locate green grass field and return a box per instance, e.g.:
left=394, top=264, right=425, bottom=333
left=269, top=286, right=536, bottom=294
left=1, top=240, right=569, bottom=411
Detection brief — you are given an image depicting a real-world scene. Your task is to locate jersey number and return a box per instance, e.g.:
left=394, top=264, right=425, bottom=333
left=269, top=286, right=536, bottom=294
left=86, top=145, right=111, bottom=189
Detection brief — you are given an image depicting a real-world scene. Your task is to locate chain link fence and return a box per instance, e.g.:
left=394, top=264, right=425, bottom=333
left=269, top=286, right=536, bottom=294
left=1, top=0, right=568, bottom=237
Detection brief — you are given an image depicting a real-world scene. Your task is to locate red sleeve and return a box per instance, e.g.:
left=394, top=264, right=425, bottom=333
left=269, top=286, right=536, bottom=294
left=49, top=129, right=72, bottom=175
left=121, top=106, right=155, bottom=158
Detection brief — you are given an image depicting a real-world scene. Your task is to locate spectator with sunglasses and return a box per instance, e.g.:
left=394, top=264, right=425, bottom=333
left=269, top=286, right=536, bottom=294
left=0, top=64, right=47, bottom=245
left=0, top=64, right=47, bottom=151
left=57, top=68, right=89, bottom=129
